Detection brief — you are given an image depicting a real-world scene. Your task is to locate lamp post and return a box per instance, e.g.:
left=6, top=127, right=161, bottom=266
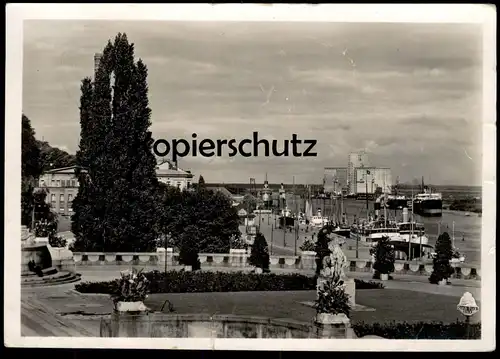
left=457, top=292, right=479, bottom=339
left=270, top=224, right=274, bottom=255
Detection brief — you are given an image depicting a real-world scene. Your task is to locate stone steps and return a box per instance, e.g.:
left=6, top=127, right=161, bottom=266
left=21, top=267, right=59, bottom=277
left=21, top=271, right=82, bottom=287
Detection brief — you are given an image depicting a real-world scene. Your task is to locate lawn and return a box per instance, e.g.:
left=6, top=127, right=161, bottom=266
left=143, top=289, right=481, bottom=325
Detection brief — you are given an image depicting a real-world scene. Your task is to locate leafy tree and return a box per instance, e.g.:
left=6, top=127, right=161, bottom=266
left=71, top=33, right=160, bottom=252
left=249, top=232, right=270, bottom=272
left=242, top=193, right=257, bottom=213
left=314, top=224, right=335, bottom=276
left=22, top=114, right=42, bottom=180
left=429, top=232, right=455, bottom=284
left=21, top=114, right=42, bottom=228
left=369, top=236, right=395, bottom=277
left=37, top=141, right=76, bottom=172
left=159, top=187, right=241, bottom=254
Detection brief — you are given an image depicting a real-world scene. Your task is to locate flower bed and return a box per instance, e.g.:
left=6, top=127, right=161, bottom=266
left=74, top=271, right=384, bottom=294
left=352, top=320, right=481, bottom=339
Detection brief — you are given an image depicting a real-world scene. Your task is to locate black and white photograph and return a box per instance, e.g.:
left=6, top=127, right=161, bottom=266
left=5, top=4, right=496, bottom=351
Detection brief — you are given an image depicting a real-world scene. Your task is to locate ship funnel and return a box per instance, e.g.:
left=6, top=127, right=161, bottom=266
left=402, top=208, right=409, bottom=222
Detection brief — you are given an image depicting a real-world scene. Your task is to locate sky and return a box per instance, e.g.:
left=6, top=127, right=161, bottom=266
left=23, top=20, right=484, bottom=186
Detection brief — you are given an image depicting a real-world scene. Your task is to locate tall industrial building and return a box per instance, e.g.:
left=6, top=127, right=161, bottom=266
left=347, top=151, right=369, bottom=194
left=323, top=167, right=348, bottom=194
left=354, top=167, right=392, bottom=195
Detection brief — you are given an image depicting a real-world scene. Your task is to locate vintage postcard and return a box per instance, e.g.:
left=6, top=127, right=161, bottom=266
left=4, top=3, right=496, bottom=351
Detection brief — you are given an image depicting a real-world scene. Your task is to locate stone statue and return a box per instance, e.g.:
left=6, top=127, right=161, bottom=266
left=319, top=237, right=348, bottom=286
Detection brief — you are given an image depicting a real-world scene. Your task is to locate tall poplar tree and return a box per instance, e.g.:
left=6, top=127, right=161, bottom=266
left=71, top=34, right=160, bottom=252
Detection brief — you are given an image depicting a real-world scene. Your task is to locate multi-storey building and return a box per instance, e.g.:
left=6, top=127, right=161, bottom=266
left=36, top=160, right=194, bottom=216
left=347, top=151, right=369, bottom=194
left=354, top=167, right=392, bottom=195
left=37, top=166, right=81, bottom=216
left=323, top=167, right=348, bottom=194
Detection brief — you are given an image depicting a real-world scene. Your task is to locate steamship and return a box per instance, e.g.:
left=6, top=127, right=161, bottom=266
left=412, top=178, right=443, bottom=217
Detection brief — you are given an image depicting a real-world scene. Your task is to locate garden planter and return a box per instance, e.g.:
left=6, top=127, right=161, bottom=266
left=380, top=273, right=389, bottom=281
left=34, top=237, right=49, bottom=245
left=114, top=301, right=148, bottom=312
left=315, top=313, right=350, bottom=325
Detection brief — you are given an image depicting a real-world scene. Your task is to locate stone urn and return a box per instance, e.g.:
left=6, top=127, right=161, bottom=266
left=114, top=301, right=149, bottom=312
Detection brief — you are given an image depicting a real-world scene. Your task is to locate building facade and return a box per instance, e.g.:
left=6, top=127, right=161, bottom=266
left=347, top=151, right=369, bottom=194
left=37, top=166, right=80, bottom=216
left=156, top=160, right=194, bottom=190
left=36, top=161, right=195, bottom=216
left=354, top=167, right=392, bottom=195
left=323, top=167, right=348, bottom=194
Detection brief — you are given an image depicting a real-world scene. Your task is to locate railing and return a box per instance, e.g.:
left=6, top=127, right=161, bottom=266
left=72, top=249, right=480, bottom=280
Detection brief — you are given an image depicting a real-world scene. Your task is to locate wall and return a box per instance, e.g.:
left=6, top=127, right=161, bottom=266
left=72, top=250, right=481, bottom=280
left=101, top=313, right=346, bottom=338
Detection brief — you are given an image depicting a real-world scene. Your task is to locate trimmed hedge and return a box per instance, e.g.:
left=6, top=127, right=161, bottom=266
left=74, top=270, right=384, bottom=294
left=352, top=320, right=481, bottom=339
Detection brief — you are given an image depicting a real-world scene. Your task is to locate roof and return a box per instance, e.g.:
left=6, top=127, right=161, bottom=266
left=156, top=161, right=194, bottom=178
left=44, top=166, right=85, bottom=174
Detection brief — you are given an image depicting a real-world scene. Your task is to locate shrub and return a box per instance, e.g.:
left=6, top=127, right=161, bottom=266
left=248, top=232, right=270, bottom=271
left=429, top=232, right=455, bottom=284
left=315, top=280, right=351, bottom=317
left=352, top=320, right=481, bottom=339
left=111, top=268, right=150, bottom=304
left=369, top=236, right=395, bottom=276
left=74, top=271, right=385, bottom=294
left=178, top=225, right=201, bottom=270
left=299, top=239, right=316, bottom=252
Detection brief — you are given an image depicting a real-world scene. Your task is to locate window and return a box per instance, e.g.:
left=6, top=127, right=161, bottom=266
left=71, top=180, right=76, bottom=187
left=68, top=194, right=73, bottom=202
left=51, top=180, right=56, bottom=187
left=60, top=194, right=65, bottom=202
left=56, top=180, right=60, bottom=187
left=51, top=194, right=56, bottom=203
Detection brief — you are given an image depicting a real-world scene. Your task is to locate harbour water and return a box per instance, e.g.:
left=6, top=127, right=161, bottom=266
left=309, top=198, right=482, bottom=265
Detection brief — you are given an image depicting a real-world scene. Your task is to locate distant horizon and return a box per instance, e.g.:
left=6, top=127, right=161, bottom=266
left=203, top=182, right=482, bottom=189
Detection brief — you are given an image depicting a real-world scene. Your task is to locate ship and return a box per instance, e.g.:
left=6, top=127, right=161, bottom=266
left=412, top=177, right=443, bottom=217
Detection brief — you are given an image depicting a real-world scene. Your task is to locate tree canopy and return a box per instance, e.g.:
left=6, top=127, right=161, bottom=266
left=71, top=33, right=160, bottom=252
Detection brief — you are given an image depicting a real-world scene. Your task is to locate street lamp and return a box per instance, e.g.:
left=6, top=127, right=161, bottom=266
left=457, top=292, right=479, bottom=339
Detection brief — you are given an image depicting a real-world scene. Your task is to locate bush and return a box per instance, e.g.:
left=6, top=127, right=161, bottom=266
left=248, top=233, right=270, bottom=271
left=74, top=271, right=385, bottom=294
left=429, top=232, right=455, bottom=284
left=352, top=320, right=481, bottom=339
left=315, top=280, right=351, bottom=317
left=49, top=233, right=67, bottom=248
left=369, top=236, right=395, bottom=275
left=178, top=225, right=201, bottom=270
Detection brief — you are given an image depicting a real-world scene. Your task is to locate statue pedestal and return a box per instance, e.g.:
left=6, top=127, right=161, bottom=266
left=316, top=277, right=356, bottom=308
left=344, top=278, right=356, bottom=308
